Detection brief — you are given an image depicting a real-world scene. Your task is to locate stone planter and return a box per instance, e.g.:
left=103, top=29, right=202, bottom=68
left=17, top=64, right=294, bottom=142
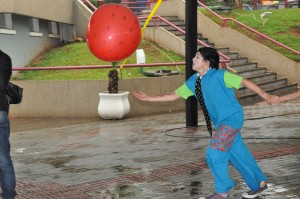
left=98, top=91, right=130, bottom=119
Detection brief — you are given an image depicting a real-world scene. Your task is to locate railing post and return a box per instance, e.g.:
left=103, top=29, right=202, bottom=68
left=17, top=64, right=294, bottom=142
left=254, top=0, right=258, bottom=10
left=221, top=62, right=227, bottom=69
left=222, top=19, right=227, bottom=27
left=284, top=0, right=288, bottom=8
left=154, top=17, right=158, bottom=27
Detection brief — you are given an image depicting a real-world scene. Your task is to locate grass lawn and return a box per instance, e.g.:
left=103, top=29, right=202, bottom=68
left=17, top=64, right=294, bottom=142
left=13, top=40, right=185, bottom=80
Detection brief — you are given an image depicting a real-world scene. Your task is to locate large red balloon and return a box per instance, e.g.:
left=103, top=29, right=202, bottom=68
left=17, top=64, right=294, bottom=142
left=86, top=4, right=141, bottom=62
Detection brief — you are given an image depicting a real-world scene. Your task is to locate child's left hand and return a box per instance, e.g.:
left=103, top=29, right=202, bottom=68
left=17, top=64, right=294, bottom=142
left=263, top=94, right=281, bottom=105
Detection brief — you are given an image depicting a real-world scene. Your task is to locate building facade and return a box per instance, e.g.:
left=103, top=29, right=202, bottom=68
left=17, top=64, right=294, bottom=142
left=0, top=0, right=90, bottom=67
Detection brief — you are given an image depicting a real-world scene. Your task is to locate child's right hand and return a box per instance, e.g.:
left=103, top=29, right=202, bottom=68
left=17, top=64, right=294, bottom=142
left=133, top=91, right=180, bottom=102
left=133, top=91, right=151, bottom=101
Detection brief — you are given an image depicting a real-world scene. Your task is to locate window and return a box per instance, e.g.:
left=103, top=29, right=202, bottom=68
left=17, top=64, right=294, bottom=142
left=0, top=13, right=12, bottom=29
left=29, top=18, right=42, bottom=37
left=48, top=21, right=59, bottom=38
left=0, top=13, right=16, bottom=35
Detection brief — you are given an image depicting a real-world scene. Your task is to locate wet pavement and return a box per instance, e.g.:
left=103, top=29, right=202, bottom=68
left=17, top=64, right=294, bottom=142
left=7, top=93, right=300, bottom=199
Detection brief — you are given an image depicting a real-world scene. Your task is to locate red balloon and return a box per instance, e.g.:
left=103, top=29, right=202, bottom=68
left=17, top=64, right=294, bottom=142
left=86, top=4, right=141, bottom=62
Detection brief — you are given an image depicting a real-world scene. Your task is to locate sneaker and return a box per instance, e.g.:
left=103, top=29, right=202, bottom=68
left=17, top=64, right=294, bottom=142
left=242, top=183, right=268, bottom=198
left=199, top=193, right=229, bottom=199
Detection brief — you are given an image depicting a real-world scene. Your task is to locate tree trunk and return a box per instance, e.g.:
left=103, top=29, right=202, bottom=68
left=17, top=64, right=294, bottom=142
left=108, top=69, right=119, bottom=94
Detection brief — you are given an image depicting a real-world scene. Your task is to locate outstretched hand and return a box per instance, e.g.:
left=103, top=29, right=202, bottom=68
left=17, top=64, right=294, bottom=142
left=263, top=94, right=281, bottom=105
left=133, top=91, right=180, bottom=102
left=133, top=91, right=152, bottom=101
left=242, top=79, right=281, bottom=106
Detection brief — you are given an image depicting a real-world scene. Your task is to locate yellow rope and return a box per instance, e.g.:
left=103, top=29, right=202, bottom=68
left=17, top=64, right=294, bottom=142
left=141, top=0, right=162, bottom=39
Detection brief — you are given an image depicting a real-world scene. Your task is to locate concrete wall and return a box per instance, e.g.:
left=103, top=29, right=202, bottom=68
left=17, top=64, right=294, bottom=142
left=154, top=0, right=185, bottom=20
left=144, top=27, right=186, bottom=56
left=10, top=76, right=186, bottom=118
left=0, top=0, right=74, bottom=24
left=73, top=0, right=93, bottom=38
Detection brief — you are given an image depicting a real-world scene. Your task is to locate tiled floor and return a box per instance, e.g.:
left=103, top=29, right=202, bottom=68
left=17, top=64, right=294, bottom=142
left=7, top=93, right=300, bottom=199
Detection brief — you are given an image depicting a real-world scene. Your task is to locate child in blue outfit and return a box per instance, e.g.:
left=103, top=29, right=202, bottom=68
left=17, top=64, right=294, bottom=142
left=133, top=47, right=281, bottom=199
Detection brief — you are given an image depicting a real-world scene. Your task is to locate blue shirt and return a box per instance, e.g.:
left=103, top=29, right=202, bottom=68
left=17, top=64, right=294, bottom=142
left=175, top=69, right=244, bottom=129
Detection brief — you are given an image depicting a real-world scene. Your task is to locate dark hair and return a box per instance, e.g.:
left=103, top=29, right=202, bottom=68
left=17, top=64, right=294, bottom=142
left=197, top=47, right=219, bottom=69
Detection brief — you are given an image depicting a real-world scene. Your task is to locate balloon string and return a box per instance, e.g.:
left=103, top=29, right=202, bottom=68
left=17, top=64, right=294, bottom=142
left=120, top=59, right=127, bottom=69
left=119, top=59, right=127, bottom=79
left=141, top=0, right=162, bottom=39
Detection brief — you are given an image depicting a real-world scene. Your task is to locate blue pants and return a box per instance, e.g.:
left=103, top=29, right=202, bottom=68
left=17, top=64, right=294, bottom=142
left=206, top=133, right=267, bottom=193
left=0, top=111, right=16, bottom=199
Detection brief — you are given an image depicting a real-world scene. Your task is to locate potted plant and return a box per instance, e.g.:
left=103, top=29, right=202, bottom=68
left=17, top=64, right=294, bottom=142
left=97, top=62, right=130, bottom=119
left=86, top=0, right=141, bottom=119
left=97, top=0, right=130, bottom=119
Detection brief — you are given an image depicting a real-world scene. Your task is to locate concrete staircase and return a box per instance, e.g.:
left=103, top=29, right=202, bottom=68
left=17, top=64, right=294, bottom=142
left=140, top=16, right=298, bottom=105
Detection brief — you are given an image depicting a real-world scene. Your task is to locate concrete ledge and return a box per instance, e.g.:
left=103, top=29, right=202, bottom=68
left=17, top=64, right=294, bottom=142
left=10, top=76, right=186, bottom=118
left=29, top=32, right=43, bottom=37
left=0, top=28, right=16, bottom=35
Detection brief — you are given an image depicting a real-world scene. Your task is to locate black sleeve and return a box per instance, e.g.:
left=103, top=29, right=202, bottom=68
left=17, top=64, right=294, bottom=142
left=0, top=73, right=6, bottom=90
left=0, top=50, right=12, bottom=90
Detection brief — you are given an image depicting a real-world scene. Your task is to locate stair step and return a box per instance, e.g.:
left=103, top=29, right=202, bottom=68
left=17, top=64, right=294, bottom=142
left=223, top=51, right=239, bottom=59
left=139, top=21, right=185, bottom=27
left=163, top=25, right=186, bottom=31
left=230, top=62, right=258, bottom=72
left=168, top=30, right=185, bottom=36
left=217, top=47, right=230, bottom=54
left=170, top=31, right=203, bottom=38
left=197, top=43, right=215, bottom=48
left=237, top=67, right=267, bottom=77
left=178, top=35, right=209, bottom=43
left=139, top=16, right=181, bottom=23
left=246, top=72, right=278, bottom=84
left=161, top=16, right=181, bottom=21
left=238, top=83, right=298, bottom=105
left=225, top=57, right=248, bottom=66
left=238, top=78, right=288, bottom=96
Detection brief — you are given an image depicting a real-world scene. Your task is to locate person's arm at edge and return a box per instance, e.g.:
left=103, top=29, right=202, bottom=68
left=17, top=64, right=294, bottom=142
left=133, top=91, right=180, bottom=102
left=0, top=74, right=5, bottom=90
left=241, top=78, right=281, bottom=105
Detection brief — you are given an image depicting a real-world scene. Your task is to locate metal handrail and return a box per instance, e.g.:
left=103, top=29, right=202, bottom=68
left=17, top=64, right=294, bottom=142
left=12, top=62, right=186, bottom=71
left=81, top=0, right=97, bottom=11
left=197, top=0, right=300, bottom=57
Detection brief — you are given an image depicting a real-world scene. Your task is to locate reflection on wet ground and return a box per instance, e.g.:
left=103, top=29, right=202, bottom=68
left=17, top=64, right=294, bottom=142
left=8, top=97, right=300, bottom=198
